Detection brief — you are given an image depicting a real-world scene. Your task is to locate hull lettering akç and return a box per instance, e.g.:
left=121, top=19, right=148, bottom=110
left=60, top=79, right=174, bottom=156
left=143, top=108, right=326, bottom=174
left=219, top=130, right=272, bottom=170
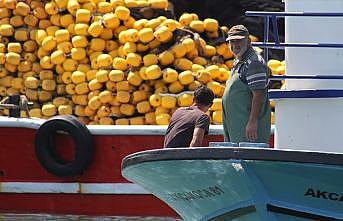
left=304, top=188, right=343, bottom=201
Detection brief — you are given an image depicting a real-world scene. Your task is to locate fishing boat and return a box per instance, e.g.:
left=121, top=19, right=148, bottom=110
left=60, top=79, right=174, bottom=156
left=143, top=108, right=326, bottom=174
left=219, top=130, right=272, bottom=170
left=122, top=0, right=343, bottom=220
left=0, top=115, right=175, bottom=217
left=0, top=0, right=282, bottom=219
left=0, top=15, right=279, bottom=221
left=0, top=113, right=271, bottom=217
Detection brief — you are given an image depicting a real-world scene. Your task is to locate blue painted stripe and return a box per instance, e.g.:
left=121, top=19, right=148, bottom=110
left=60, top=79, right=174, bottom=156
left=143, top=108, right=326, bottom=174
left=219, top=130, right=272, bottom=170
left=269, top=89, right=343, bottom=99
left=246, top=11, right=343, bottom=17
left=252, top=42, right=343, bottom=49
left=269, top=75, right=343, bottom=80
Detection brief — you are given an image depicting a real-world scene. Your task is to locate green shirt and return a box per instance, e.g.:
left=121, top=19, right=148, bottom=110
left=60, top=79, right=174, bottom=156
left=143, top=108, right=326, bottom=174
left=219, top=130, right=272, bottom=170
left=222, top=47, right=271, bottom=143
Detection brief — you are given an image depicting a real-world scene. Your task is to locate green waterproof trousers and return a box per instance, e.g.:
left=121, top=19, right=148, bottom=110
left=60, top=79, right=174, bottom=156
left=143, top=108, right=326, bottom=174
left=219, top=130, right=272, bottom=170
left=222, top=71, right=271, bottom=143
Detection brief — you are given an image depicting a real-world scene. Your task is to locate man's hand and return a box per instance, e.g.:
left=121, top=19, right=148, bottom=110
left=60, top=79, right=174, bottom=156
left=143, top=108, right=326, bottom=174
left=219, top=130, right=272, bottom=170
left=246, top=89, right=265, bottom=141
left=246, top=120, right=258, bottom=141
left=20, top=95, right=30, bottom=118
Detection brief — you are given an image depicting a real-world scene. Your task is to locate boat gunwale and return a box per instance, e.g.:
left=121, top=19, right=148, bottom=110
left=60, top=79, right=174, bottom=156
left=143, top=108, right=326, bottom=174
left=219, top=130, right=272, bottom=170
left=0, top=116, right=224, bottom=135
left=122, top=147, right=343, bottom=170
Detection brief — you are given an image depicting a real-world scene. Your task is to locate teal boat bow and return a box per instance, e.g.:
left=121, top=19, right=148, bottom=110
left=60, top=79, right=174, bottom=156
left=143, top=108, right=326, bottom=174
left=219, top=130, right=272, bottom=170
left=122, top=148, right=343, bottom=221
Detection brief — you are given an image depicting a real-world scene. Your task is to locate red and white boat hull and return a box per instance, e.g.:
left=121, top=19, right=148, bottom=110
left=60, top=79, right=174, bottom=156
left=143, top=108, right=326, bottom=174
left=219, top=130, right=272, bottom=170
left=0, top=117, right=273, bottom=216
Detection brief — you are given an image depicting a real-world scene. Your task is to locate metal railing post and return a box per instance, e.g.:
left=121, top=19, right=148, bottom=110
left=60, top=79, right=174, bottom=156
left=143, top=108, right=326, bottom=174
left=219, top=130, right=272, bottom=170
left=263, top=16, right=270, bottom=61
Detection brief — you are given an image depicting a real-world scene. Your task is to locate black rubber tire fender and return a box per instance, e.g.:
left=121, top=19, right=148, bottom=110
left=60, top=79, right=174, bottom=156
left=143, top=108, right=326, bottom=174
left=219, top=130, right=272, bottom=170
left=35, top=115, right=94, bottom=177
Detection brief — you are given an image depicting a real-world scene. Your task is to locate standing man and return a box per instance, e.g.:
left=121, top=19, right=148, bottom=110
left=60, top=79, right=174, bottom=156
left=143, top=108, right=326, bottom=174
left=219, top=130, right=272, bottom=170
left=222, top=25, right=271, bottom=143
left=164, top=86, right=214, bottom=148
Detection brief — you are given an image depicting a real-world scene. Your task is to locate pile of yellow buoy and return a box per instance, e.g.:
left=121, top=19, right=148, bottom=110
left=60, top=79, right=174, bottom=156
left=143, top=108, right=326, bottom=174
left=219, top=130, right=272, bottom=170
left=0, top=0, right=283, bottom=125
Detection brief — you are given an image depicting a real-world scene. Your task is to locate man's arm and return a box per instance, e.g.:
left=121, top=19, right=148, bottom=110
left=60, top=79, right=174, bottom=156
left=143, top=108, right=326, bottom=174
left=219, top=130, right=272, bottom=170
left=246, top=90, right=265, bottom=141
left=190, top=127, right=205, bottom=147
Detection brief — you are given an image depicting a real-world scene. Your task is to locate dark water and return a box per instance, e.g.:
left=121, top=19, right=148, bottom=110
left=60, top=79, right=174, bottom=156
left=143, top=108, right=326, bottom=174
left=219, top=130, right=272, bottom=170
left=0, top=214, right=181, bottom=221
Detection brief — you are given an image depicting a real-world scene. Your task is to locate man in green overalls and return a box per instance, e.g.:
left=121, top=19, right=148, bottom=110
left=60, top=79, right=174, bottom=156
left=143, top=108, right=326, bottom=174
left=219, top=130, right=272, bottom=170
left=222, top=25, right=271, bottom=144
